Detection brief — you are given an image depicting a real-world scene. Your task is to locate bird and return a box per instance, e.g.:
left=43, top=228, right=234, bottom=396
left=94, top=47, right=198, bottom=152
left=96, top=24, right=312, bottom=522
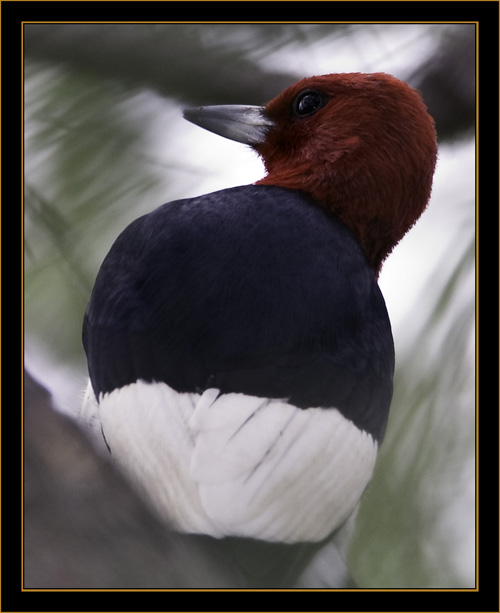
left=81, top=72, right=437, bottom=588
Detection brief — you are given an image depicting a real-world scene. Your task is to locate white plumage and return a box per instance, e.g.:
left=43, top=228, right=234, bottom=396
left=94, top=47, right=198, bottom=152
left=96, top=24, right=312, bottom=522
left=81, top=380, right=377, bottom=543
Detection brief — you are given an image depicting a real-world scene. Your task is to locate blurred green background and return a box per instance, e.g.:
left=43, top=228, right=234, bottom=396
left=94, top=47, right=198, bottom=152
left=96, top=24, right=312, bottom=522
left=24, top=23, right=476, bottom=588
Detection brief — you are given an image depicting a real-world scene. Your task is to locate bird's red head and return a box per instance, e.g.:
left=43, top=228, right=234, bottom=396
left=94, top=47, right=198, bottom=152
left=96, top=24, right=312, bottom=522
left=184, top=73, right=437, bottom=275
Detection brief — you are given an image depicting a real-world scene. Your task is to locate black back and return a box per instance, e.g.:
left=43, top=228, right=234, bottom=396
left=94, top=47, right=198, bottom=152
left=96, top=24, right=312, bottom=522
left=83, top=185, right=394, bottom=442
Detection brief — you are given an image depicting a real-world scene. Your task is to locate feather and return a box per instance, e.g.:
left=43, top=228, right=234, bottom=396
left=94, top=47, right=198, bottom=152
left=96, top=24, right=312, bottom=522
left=83, top=380, right=377, bottom=544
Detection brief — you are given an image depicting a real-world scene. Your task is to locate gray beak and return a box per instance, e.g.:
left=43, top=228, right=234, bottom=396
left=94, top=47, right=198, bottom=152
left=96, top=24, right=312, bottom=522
left=183, top=105, right=274, bottom=146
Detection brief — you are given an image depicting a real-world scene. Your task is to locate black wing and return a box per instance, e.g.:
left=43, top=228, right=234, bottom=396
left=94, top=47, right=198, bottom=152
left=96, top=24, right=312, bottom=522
left=83, top=185, right=394, bottom=442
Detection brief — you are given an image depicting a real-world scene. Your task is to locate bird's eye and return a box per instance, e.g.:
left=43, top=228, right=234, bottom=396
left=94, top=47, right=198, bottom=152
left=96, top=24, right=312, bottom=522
left=293, top=91, right=328, bottom=118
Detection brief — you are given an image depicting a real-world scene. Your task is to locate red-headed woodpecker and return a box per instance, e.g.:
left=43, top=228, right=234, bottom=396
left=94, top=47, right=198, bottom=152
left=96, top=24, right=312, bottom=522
left=81, top=73, right=437, bottom=587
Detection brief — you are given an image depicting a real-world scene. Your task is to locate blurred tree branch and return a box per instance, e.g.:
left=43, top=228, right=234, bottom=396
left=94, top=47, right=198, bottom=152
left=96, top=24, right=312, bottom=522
left=23, top=23, right=298, bottom=104
left=409, top=24, right=475, bottom=141
left=24, top=370, right=237, bottom=588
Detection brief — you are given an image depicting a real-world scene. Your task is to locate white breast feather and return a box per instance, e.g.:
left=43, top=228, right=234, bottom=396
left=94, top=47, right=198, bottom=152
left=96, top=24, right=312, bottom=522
left=81, top=380, right=377, bottom=543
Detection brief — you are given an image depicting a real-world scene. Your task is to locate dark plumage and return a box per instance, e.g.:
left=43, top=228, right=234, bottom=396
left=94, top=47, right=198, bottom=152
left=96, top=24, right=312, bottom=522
left=83, top=185, right=394, bottom=442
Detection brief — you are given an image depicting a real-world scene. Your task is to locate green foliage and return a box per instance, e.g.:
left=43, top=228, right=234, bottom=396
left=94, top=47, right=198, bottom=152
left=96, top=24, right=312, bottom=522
left=350, top=235, right=475, bottom=588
